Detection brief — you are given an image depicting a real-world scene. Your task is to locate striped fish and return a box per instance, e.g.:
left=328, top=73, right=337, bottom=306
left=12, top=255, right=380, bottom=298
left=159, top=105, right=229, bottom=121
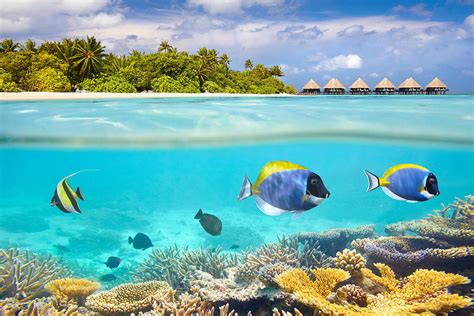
left=365, top=163, right=440, bottom=203
left=50, top=171, right=90, bottom=213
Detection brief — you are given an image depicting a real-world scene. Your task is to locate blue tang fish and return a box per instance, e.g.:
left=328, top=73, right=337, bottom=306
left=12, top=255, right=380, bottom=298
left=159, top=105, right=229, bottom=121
left=238, top=161, right=330, bottom=218
left=365, top=164, right=439, bottom=202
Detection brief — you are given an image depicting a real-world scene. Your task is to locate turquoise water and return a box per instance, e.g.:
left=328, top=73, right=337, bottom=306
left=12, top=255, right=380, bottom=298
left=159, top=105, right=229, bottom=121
left=0, top=95, right=473, bottom=282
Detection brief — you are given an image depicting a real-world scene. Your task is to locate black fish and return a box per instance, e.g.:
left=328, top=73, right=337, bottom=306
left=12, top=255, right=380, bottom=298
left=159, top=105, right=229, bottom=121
left=195, top=209, right=222, bottom=236
left=99, top=274, right=117, bottom=282
left=128, top=233, right=153, bottom=250
left=53, top=244, right=71, bottom=254
left=230, top=244, right=240, bottom=250
left=104, top=256, right=121, bottom=269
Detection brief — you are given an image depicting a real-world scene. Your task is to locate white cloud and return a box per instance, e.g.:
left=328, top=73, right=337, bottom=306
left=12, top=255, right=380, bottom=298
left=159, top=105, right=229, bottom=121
left=280, top=64, right=304, bottom=74
left=413, top=66, right=424, bottom=74
left=368, top=72, right=380, bottom=78
left=313, top=54, right=363, bottom=72
left=464, top=14, right=474, bottom=27
left=1, top=0, right=111, bottom=15
left=392, top=3, right=432, bottom=17
left=187, top=0, right=284, bottom=15
left=69, top=12, right=124, bottom=29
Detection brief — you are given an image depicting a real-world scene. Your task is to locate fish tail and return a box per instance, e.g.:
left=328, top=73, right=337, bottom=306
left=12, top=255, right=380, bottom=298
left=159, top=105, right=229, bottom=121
left=364, top=170, right=381, bottom=192
left=128, top=236, right=133, bottom=244
left=194, top=209, right=203, bottom=219
left=237, top=175, right=253, bottom=201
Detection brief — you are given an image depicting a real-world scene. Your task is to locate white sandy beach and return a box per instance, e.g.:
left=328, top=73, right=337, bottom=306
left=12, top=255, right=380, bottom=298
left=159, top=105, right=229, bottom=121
left=0, top=92, right=294, bottom=101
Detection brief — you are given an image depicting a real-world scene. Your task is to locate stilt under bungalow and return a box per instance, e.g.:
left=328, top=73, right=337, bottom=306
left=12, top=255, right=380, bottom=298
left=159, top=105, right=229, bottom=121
left=323, top=78, right=345, bottom=95
left=349, top=78, right=370, bottom=95
left=398, top=77, right=422, bottom=95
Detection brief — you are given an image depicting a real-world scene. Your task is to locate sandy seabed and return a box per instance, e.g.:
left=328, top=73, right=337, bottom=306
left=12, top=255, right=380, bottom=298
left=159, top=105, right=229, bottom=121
left=0, top=92, right=294, bottom=101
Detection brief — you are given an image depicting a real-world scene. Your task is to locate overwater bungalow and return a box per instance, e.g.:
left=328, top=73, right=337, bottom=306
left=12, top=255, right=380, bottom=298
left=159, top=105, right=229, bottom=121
left=324, top=78, right=345, bottom=95
left=301, top=79, right=321, bottom=94
left=425, top=77, right=448, bottom=95
left=398, top=77, right=422, bottom=95
left=374, top=77, right=396, bottom=94
left=349, top=78, right=370, bottom=95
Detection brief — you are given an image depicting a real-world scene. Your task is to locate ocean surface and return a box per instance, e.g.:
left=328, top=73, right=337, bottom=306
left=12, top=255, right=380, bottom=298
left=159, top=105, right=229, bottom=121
left=0, top=94, right=473, bottom=283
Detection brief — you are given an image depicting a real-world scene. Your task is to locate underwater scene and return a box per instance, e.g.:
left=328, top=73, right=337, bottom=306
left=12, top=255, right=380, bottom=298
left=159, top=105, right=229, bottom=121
left=0, top=95, right=473, bottom=315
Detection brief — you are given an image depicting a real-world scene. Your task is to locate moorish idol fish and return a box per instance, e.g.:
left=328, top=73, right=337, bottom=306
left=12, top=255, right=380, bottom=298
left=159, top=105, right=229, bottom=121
left=238, top=161, right=330, bottom=219
left=365, top=163, right=440, bottom=203
left=50, top=170, right=94, bottom=213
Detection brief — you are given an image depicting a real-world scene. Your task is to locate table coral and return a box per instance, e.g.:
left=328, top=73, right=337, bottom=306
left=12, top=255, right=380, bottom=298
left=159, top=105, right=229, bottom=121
left=0, top=248, right=70, bottom=302
left=85, top=281, right=171, bottom=314
left=275, top=263, right=471, bottom=315
left=334, top=249, right=366, bottom=273
left=45, top=278, right=100, bottom=307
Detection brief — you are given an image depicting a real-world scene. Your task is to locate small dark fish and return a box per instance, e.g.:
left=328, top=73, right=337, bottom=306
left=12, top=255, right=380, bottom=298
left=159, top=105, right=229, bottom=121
left=230, top=244, right=240, bottom=250
left=128, top=233, right=153, bottom=250
left=99, top=274, right=117, bottom=282
left=194, top=209, right=222, bottom=236
left=53, top=244, right=71, bottom=254
left=104, top=256, right=121, bottom=269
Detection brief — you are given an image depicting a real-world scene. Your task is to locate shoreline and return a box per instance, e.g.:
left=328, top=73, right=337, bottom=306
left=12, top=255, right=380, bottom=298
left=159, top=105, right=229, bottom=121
left=0, top=92, right=295, bottom=101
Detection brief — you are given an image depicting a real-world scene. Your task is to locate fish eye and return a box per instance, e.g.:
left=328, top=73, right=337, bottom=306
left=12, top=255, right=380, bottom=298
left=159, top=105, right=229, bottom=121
left=429, top=178, right=436, bottom=184
left=310, top=178, right=318, bottom=185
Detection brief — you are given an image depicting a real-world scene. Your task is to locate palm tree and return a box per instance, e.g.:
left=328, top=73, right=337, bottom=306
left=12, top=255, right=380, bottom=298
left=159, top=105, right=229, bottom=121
left=244, top=59, right=253, bottom=71
left=158, top=40, right=173, bottom=53
left=71, top=36, right=106, bottom=79
left=20, top=39, right=37, bottom=52
left=219, top=53, right=231, bottom=76
left=0, top=39, right=19, bottom=53
left=268, top=65, right=284, bottom=77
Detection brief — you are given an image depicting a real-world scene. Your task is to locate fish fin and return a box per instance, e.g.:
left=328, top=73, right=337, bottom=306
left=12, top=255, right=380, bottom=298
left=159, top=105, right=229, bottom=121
left=194, top=209, right=203, bottom=219
left=292, top=211, right=304, bottom=219
left=237, top=175, right=253, bottom=201
left=255, top=196, right=288, bottom=216
left=382, top=187, right=407, bottom=201
left=406, top=200, right=419, bottom=203
left=60, top=169, right=99, bottom=183
left=76, top=187, right=84, bottom=201
left=128, top=236, right=133, bottom=244
left=364, top=170, right=381, bottom=191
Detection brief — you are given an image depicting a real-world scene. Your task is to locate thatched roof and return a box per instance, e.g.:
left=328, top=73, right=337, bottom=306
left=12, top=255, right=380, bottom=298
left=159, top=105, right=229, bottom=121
left=374, top=77, right=395, bottom=89
left=399, top=77, right=421, bottom=89
left=303, top=79, right=321, bottom=90
left=350, top=78, right=369, bottom=90
left=324, top=78, right=345, bottom=90
left=426, top=77, right=447, bottom=89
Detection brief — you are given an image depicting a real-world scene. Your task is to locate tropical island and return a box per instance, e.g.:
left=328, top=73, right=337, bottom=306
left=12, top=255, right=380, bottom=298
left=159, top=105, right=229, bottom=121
left=0, top=37, right=296, bottom=94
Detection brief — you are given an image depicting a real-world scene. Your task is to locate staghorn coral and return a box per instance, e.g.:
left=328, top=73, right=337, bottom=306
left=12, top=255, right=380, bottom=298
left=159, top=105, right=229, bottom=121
left=0, top=248, right=70, bottom=302
left=132, top=245, right=237, bottom=293
left=272, top=308, right=304, bottom=316
left=0, top=297, right=92, bottom=316
left=257, top=263, right=292, bottom=286
left=276, top=263, right=472, bottom=315
left=45, top=278, right=99, bottom=308
left=352, top=236, right=473, bottom=273
left=334, top=249, right=366, bottom=273
left=297, top=225, right=376, bottom=256
left=85, top=281, right=171, bottom=314
left=430, top=195, right=474, bottom=221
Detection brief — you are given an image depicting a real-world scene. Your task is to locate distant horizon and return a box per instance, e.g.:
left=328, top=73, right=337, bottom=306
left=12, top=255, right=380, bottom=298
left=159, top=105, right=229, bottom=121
left=1, top=0, right=473, bottom=93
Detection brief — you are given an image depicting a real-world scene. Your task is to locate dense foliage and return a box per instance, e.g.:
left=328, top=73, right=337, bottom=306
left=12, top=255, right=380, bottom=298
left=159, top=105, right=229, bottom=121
left=0, top=37, right=295, bottom=94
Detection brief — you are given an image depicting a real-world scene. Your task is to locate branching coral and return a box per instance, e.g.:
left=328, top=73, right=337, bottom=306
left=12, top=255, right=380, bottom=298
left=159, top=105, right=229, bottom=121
left=257, top=263, right=292, bottom=286
left=0, top=297, right=92, bottom=315
left=297, top=225, right=376, bottom=256
left=45, top=278, right=99, bottom=308
left=275, top=263, right=472, bottom=315
left=0, top=248, right=70, bottom=302
left=334, top=249, right=366, bottom=273
left=328, top=284, right=368, bottom=307
left=132, top=245, right=236, bottom=293
left=85, top=281, right=171, bottom=314
left=272, top=308, right=304, bottom=316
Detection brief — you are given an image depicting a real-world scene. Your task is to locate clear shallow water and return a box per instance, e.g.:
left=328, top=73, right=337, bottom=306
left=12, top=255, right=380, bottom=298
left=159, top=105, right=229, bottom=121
left=0, top=95, right=473, bottom=282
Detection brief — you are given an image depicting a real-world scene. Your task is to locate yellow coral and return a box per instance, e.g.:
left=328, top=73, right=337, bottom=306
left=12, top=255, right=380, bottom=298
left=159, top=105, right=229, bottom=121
left=45, top=278, right=99, bottom=307
left=311, top=268, right=350, bottom=297
left=274, top=268, right=315, bottom=293
left=361, top=263, right=399, bottom=292
left=335, top=249, right=366, bottom=272
left=85, top=281, right=171, bottom=314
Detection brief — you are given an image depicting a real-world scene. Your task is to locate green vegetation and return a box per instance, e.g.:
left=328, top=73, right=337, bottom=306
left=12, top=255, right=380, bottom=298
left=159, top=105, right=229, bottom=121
left=0, top=37, right=295, bottom=94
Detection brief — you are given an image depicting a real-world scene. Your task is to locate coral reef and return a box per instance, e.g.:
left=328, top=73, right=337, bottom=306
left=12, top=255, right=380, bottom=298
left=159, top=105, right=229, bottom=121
left=352, top=236, right=473, bottom=274
left=334, top=249, right=366, bottom=273
left=0, top=297, right=92, bottom=315
left=0, top=248, right=70, bottom=302
left=45, top=278, right=99, bottom=308
left=276, top=262, right=472, bottom=315
left=272, top=308, right=303, bottom=316
left=132, top=245, right=236, bottom=293
left=257, top=263, right=292, bottom=287
left=85, top=281, right=171, bottom=314
left=297, top=225, right=376, bottom=256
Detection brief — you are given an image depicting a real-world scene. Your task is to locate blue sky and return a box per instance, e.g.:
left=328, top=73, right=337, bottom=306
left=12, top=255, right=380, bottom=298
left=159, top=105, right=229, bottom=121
left=1, top=0, right=473, bottom=92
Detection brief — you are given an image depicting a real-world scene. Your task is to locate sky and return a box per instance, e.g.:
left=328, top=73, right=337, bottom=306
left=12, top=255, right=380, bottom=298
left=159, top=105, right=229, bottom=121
left=1, top=0, right=473, bottom=92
